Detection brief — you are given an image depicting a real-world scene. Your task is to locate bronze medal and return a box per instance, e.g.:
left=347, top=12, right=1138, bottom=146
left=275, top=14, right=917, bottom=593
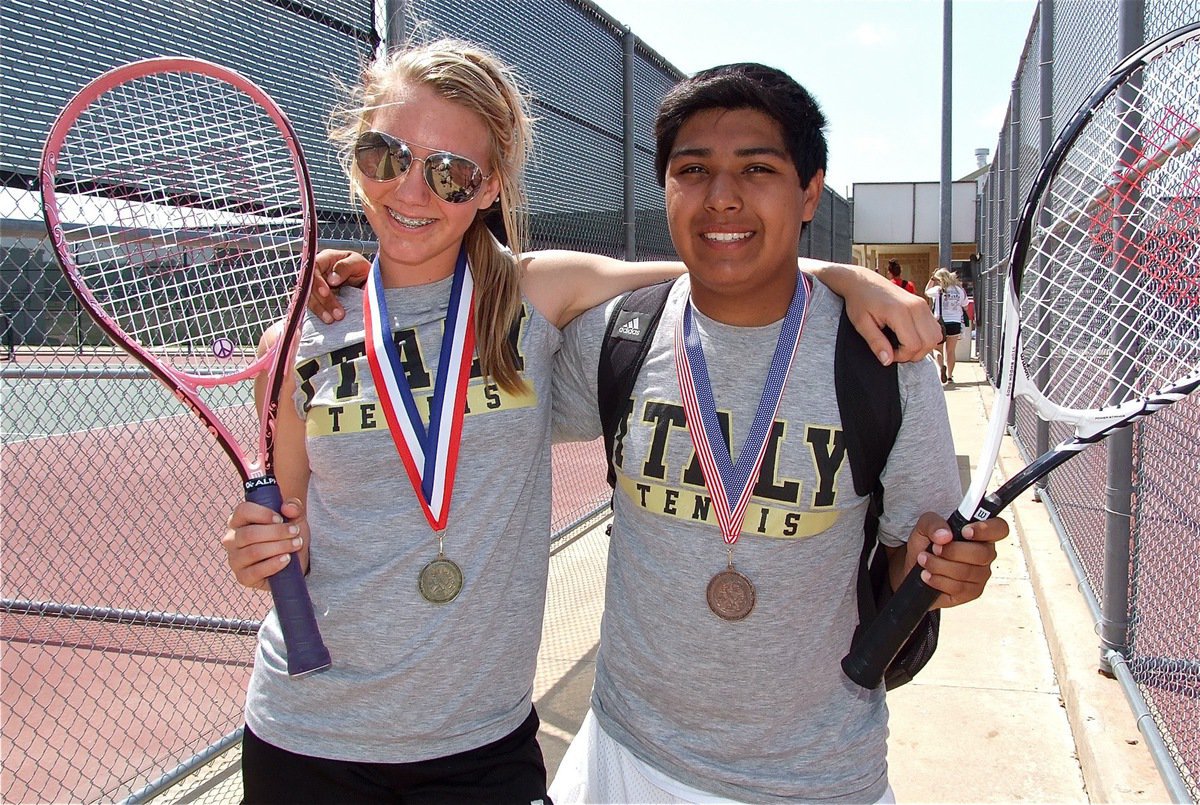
left=677, top=280, right=808, bottom=627
left=706, top=567, right=756, bottom=621
left=418, top=555, right=463, bottom=604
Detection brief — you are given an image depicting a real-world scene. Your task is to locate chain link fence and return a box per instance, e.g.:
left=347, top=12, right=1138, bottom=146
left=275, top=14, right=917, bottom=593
left=0, top=1, right=848, bottom=802
left=974, top=2, right=1199, bottom=801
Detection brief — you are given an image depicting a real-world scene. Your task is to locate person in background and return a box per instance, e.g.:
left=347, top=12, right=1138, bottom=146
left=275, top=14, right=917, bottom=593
left=886, top=258, right=918, bottom=295
left=1, top=313, right=15, bottom=361
left=927, top=267, right=968, bottom=384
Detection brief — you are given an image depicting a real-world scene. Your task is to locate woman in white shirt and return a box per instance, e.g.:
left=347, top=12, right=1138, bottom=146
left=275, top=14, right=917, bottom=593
left=926, top=268, right=968, bottom=383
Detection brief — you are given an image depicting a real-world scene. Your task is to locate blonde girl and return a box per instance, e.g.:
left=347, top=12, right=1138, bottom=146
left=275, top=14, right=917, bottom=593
left=927, top=267, right=968, bottom=383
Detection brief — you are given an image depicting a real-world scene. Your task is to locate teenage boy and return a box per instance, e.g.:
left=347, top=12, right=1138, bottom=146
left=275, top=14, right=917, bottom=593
left=547, top=63, right=1005, bottom=804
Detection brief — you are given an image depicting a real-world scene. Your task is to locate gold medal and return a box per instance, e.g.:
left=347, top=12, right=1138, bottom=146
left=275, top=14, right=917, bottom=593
left=418, top=554, right=463, bottom=604
left=367, top=252, right=474, bottom=606
left=706, top=565, right=755, bottom=621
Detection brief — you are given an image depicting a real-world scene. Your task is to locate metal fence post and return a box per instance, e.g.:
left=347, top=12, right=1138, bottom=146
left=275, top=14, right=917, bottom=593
left=1099, top=0, right=1144, bottom=675
left=939, top=0, right=953, bottom=276
left=1006, top=82, right=1021, bottom=430
left=622, top=27, right=637, bottom=261
left=1033, top=0, right=1054, bottom=497
left=383, top=0, right=406, bottom=50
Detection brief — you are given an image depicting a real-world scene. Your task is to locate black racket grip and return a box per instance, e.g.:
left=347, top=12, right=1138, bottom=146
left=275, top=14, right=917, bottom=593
left=841, top=510, right=969, bottom=689
left=245, top=477, right=332, bottom=677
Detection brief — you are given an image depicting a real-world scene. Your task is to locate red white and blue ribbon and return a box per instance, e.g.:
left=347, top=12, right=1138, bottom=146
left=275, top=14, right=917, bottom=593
left=363, top=248, right=475, bottom=531
left=675, top=273, right=811, bottom=544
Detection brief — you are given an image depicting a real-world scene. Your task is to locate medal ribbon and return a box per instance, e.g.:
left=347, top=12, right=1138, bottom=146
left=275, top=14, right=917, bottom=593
left=363, top=247, right=475, bottom=531
left=675, top=273, right=811, bottom=545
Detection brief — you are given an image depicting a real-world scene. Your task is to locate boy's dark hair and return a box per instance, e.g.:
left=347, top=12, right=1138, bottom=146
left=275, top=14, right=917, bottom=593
left=887, top=259, right=902, bottom=277
left=653, top=62, right=828, bottom=189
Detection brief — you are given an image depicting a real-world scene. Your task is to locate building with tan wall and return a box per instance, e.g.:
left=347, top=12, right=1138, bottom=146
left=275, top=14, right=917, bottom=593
left=850, top=177, right=983, bottom=294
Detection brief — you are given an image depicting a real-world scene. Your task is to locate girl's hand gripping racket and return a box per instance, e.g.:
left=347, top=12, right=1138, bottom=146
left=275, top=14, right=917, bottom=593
left=844, top=23, right=1200, bottom=689
left=40, top=57, right=331, bottom=676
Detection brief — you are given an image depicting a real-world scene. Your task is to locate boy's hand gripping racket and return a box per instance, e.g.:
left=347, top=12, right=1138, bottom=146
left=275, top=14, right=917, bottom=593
left=843, top=23, right=1200, bottom=689
left=40, top=57, right=331, bottom=676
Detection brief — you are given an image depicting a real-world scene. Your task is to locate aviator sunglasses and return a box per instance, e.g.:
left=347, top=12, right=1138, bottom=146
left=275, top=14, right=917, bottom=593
left=354, top=130, right=491, bottom=204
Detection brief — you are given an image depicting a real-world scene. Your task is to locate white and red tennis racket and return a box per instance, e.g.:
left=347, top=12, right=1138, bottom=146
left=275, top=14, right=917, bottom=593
left=844, top=23, right=1200, bottom=688
left=40, top=57, right=331, bottom=676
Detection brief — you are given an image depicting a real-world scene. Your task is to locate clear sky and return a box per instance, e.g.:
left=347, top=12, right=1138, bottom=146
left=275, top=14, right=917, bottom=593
left=594, top=0, right=1039, bottom=197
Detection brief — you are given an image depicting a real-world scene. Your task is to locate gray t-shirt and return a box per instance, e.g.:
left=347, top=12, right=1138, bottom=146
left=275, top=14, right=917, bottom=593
left=553, top=275, right=961, bottom=802
left=246, top=275, right=561, bottom=762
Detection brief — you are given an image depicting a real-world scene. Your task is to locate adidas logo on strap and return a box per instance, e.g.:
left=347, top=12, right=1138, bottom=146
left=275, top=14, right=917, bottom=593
left=616, top=316, right=642, bottom=338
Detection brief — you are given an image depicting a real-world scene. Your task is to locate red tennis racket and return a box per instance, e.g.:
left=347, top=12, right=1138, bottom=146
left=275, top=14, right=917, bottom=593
left=40, top=57, right=331, bottom=676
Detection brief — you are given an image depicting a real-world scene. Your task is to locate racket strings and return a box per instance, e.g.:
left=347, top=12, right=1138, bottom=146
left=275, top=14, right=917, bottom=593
left=50, top=70, right=306, bottom=376
left=1022, top=34, right=1200, bottom=413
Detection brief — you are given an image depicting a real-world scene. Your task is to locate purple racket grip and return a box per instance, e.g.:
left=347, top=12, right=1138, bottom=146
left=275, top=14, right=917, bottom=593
left=245, top=476, right=331, bottom=676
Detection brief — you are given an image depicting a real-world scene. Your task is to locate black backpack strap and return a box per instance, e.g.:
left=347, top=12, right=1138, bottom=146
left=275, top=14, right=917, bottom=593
left=834, top=309, right=900, bottom=632
left=835, top=310, right=940, bottom=689
left=835, top=310, right=901, bottom=502
left=597, top=280, right=674, bottom=488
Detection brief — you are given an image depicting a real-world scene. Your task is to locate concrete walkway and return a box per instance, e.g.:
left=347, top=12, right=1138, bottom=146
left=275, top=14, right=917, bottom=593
left=884, top=359, right=1167, bottom=803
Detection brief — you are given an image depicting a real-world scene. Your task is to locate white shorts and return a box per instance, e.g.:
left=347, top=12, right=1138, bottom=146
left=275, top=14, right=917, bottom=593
left=549, top=709, right=896, bottom=805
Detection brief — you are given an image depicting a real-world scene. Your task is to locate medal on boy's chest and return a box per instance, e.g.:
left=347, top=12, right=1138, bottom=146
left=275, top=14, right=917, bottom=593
left=675, top=275, right=811, bottom=621
left=364, top=248, right=474, bottom=604
left=706, top=554, right=756, bottom=621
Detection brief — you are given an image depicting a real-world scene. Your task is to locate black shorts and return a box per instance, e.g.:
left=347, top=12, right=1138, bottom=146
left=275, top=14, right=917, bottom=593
left=943, top=321, right=963, bottom=337
left=241, top=708, right=550, bottom=804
